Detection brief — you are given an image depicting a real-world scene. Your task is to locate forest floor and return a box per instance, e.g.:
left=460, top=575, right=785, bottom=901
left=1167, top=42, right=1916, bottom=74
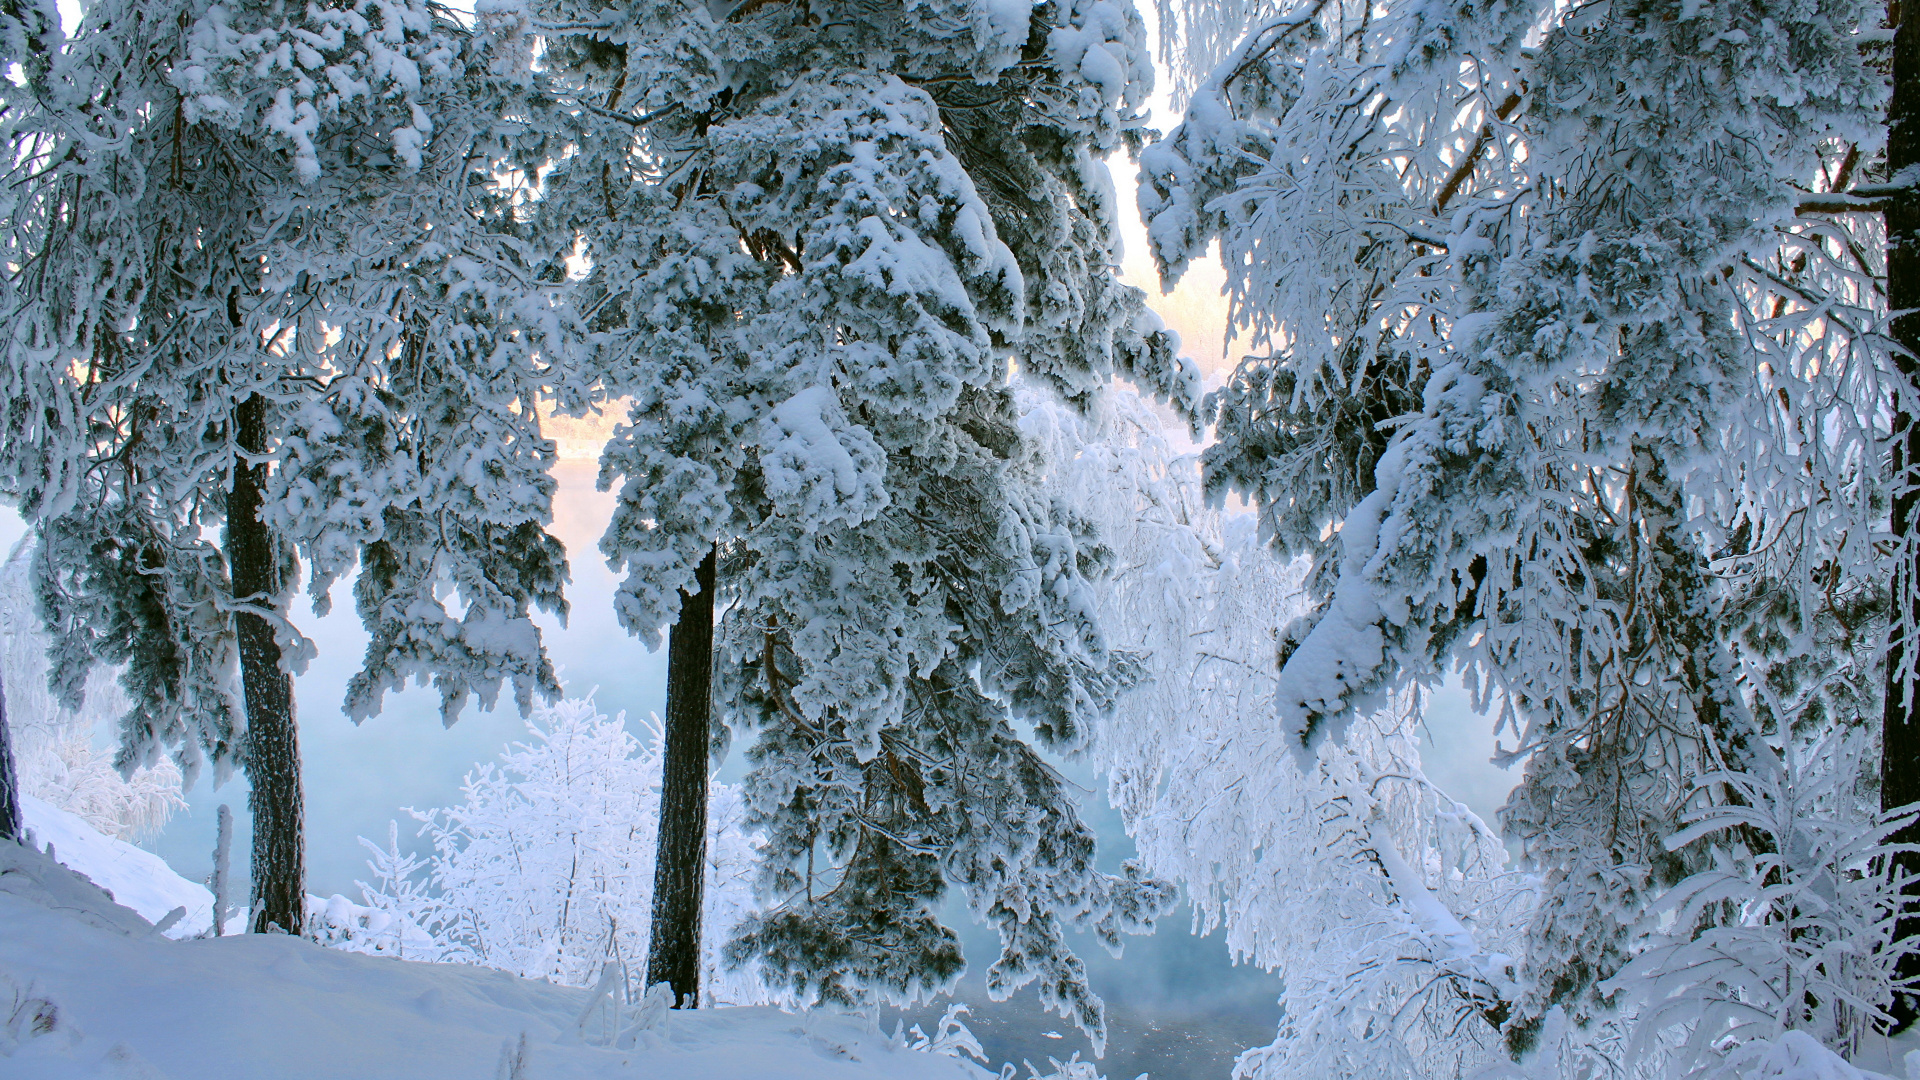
left=0, top=836, right=1001, bottom=1080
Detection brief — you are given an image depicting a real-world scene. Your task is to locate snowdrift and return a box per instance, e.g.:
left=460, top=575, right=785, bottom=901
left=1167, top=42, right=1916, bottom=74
left=0, top=837, right=995, bottom=1079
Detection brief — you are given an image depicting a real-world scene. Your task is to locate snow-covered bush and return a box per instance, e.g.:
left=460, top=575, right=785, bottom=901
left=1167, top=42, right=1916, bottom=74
left=352, top=697, right=772, bottom=1004
left=898, top=1004, right=987, bottom=1065
left=304, top=888, right=438, bottom=958
left=1027, top=383, right=1530, bottom=1079
left=1609, top=730, right=1914, bottom=1077
left=1, top=540, right=185, bottom=840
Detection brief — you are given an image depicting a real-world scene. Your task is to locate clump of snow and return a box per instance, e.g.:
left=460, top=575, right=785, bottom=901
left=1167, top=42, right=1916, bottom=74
left=759, top=386, right=890, bottom=532
left=16, top=789, right=441, bottom=950
left=0, top=833, right=157, bottom=941
left=303, top=889, right=438, bottom=958
left=1731, top=1032, right=1901, bottom=1080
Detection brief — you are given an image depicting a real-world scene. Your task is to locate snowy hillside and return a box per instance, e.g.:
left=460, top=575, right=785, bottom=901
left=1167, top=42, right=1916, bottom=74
left=17, top=794, right=238, bottom=940
left=0, top=837, right=1007, bottom=1080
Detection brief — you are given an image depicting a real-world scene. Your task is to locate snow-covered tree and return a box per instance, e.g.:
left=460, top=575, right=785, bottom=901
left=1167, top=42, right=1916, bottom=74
left=1027, top=382, right=1531, bottom=1079
left=174, top=0, right=582, bottom=727
left=528, top=0, right=1196, bottom=1043
left=1138, top=0, right=1898, bottom=1068
left=1874, top=0, right=1920, bottom=1029
left=1038, top=297, right=1901, bottom=1080
left=353, top=697, right=773, bottom=1005
left=0, top=0, right=574, bottom=932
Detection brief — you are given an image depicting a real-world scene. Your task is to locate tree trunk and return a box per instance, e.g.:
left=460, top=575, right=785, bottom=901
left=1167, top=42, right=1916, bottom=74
left=1885, top=0, right=1920, bottom=1031
left=211, top=803, right=234, bottom=936
left=646, top=545, right=716, bottom=1007
left=229, top=392, right=304, bottom=936
left=0, top=665, right=21, bottom=843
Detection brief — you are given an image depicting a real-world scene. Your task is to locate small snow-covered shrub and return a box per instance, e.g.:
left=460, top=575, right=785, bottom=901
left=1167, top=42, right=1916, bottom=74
left=19, top=736, right=185, bottom=841
left=353, top=697, right=773, bottom=1004
left=898, top=1003, right=987, bottom=1065
left=1008, top=1052, right=1114, bottom=1080
left=1610, top=730, right=1917, bottom=1078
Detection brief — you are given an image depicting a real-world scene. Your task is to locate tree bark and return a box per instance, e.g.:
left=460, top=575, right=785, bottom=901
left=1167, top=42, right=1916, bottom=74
left=1885, top=0, right=1920, bottom=1031
left=229, top=392, right=304, bottom=936
left=646, top=545, right=716, bottom=1007
left=0, top=665, right=21, bottom=843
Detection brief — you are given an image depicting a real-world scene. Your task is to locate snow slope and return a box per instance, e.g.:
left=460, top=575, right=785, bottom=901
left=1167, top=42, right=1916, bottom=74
left=0, top=838, right=998, bottom=1080
left=17, top=794, right=236, bottom=939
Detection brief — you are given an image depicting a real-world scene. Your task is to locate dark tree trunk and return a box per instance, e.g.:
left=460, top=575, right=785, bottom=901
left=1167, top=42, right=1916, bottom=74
left=229, top=393, right=304, bottom=936
left=0, top=666, right=21, bottom=843
left=646, top=546, right=716, bottom=1008
left=1885, top=0, right=1920, bottom=1031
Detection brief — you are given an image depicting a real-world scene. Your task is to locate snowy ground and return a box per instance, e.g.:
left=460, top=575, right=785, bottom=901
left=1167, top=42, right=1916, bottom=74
left=14, top=745, right=1920, bottom=1080
left=0, top=836, right=1018, bottom=1080
left=16, top=795, right=242, bottom=939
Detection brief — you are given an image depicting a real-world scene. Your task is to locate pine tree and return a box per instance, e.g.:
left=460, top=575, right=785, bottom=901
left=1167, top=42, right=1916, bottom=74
left=175, top=0, right=579, bottom=727
left=1139, top=0, right=1891, bottom=1063
left=533, top=0, right=1195, bottom=1042
left=0, top=0, right=572, bottom=933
